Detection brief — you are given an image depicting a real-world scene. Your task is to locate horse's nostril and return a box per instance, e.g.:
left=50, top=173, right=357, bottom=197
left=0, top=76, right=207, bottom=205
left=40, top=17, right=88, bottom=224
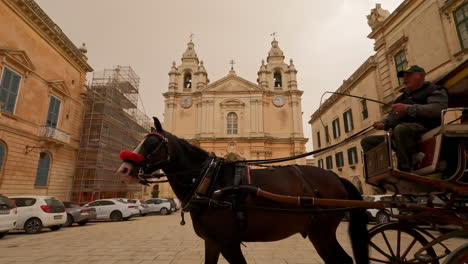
left=122, top=168, right=128, bottom=173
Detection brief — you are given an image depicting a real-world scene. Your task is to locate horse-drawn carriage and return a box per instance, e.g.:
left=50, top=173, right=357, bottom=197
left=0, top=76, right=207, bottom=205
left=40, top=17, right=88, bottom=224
left=362, top=106, right=468, bottom=263
left=117, top=79, right=468, bottom=263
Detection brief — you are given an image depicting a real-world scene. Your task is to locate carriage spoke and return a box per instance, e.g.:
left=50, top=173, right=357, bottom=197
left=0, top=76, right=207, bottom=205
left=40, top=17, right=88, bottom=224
left=401, top=237, right=417, bottom=260
left=396, top=229, right=401, bottom=258
left=369, top=257, right=392, bottom=263
left=381, top=231, right=395, bottom=257
left=370, top=241, right=392, bottom=259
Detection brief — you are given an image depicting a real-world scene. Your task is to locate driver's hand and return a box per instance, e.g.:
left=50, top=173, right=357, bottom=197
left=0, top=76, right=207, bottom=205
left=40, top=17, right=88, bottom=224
left=373, top=122, right=385, bottom=130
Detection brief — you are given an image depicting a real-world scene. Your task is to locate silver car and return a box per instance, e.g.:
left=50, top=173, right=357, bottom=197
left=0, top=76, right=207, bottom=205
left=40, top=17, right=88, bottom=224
left=62, top=201, right=97, bottom=227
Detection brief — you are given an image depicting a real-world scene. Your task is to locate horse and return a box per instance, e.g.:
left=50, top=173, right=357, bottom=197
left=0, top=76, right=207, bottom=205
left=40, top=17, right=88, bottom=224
left=116, top=117, right=369, bottom=264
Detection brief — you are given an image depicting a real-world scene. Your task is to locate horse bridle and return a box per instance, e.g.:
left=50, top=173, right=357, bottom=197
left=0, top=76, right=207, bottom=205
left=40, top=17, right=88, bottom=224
left=139, top=132, right=172, bottom=179
left=118, top=131, right=171, bottom=184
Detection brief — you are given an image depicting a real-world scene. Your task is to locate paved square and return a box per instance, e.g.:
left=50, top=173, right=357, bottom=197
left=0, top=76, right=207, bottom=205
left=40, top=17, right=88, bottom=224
left=0, top=214, right=464, bottom=263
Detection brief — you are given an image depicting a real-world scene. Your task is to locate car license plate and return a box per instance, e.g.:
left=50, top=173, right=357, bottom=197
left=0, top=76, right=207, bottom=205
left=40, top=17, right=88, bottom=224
left=0, top=210, right=9, bottom=214
left=54, top=215, right=62, bottom=220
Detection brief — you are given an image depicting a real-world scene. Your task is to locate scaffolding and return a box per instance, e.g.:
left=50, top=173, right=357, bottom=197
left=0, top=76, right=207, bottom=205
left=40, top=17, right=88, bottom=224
left=73, top=66, right=151, bottom=204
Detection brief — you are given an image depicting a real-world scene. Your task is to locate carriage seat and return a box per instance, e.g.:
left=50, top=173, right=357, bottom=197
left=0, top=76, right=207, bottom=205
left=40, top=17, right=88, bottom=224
left=412, top=126, right=442, bottom=175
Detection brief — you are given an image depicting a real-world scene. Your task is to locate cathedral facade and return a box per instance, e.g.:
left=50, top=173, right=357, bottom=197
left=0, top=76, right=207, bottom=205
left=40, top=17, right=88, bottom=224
left=159, top=39, right=308, bottom=197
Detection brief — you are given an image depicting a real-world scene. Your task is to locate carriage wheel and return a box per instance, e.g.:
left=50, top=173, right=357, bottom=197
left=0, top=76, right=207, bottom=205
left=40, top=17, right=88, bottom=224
left=443, top=243, right=468, bottom=264
left=368, top=223, right=439, bottom=264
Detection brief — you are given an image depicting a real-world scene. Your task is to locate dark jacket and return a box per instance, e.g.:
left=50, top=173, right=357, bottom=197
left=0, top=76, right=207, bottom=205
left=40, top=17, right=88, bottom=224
left=382, top=81, right=448, bottom=130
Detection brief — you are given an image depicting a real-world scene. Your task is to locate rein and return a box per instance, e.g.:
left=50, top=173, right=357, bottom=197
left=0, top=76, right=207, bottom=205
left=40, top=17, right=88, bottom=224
left=227, top=125, right=374, bottom=165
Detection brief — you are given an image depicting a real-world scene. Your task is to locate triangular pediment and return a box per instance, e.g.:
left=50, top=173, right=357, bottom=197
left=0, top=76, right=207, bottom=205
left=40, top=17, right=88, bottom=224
left=48, top=80, right=71, bottom=97
left=0, top=48, right=35, bottom=72
left=202, top=74, right=263, bottom=93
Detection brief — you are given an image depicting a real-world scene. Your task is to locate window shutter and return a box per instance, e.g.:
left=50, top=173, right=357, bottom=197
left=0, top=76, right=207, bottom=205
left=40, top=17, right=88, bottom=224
left=0, top=142, right=5, bottom=172
left=34, top=153, right=50, bottom=186
left=0, top=68, right=21, bottom=113
left=343, top=112, right=348, bottom=132
left=46, top=96, right=61, bottom=128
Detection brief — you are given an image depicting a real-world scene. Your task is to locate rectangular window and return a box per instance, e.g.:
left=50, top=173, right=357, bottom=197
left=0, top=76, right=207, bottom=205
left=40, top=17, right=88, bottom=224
left=326, top=155, right=333, bottom=170
left=335, top=152, right=344, bottom=167
left=348, top=147, right=359, bottom=165
left=318, top=159, right=324, bottom=169
left=325, top=126, right=330, bottom=143
left=394, top=50, right=408, bottom=85
left=454, top=2, right=468, bottom=49
left=343, top=109, right=354, bottom=133
left=46, top=96, right=61, bottom=128
left=0, top=67, right=21, bottom=114
left=316, top=131, right=321, bottom=148
left=361, top=99, right=368, bottom=120
left=332, top=118, right=341, bottom=139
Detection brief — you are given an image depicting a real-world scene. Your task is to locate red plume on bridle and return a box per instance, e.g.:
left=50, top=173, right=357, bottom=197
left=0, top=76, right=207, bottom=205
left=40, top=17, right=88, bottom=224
left=119, top=150, right=144, bottom=164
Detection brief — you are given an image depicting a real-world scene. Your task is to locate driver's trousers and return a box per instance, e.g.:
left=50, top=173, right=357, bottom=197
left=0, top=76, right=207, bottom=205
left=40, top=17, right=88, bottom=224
left=360, top=123, right=428, bottom=171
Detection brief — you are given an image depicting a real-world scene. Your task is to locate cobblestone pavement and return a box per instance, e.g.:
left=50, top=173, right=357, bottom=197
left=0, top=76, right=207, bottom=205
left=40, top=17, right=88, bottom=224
left=0, top=213, right=465, bottom=264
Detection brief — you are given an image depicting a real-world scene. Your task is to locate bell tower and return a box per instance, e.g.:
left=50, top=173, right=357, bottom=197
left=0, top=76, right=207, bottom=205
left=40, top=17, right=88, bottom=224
left=167, top=39, right=209, bottom=93
left=257, top=36, right=297, bottom=91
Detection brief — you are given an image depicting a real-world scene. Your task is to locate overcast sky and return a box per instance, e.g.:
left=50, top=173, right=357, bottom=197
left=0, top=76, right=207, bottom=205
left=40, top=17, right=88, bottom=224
left=36, top=0, right=402, bottom=151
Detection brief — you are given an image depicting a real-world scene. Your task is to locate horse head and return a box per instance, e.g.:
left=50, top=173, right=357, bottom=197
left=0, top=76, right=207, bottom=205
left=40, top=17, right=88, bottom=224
left=116, top=117, right=170, bottom=184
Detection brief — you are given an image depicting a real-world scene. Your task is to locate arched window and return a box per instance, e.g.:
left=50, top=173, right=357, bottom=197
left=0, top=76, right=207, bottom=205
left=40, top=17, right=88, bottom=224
left=34, top=152, right=51, bottom=187
left=0, top=141, right=6, bottom=175
left=273, top=72, right=282, bottom=88
left=183, top=73, right=192, bottom=89
left=227, top=112, right=238, bottom=135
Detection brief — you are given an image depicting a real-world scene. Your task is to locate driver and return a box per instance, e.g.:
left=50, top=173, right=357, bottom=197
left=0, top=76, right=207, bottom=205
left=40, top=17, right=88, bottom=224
left=360, top=65, right=448, bottom=172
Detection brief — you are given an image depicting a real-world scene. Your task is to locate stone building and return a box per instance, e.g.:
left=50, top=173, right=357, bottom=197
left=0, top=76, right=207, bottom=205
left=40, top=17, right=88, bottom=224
left=0, top=0, right=92, bottom=200
left=158, top=39, right=308, bottom=197
left=309, top=0, right=468, bottom=194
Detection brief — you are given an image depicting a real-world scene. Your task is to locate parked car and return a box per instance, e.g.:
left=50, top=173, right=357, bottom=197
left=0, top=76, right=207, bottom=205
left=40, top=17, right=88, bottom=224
left=126, top=199, right=150, bottom=216
left=161, top=198, right=179, bottom=212
left=145, top=198, right=172, bottom=215
left=83, top=199, right=136, bottom=221
left=172, top=198, right=181, bottom=210
left=0, top=195, right=17, bottom=238
left=10, top=196, right=66, bottom=234
left=362, top=195, right=402, bottom=224
left=62, top=201, right=97, bottom=227
left=114, top=198, right=141, bottom=216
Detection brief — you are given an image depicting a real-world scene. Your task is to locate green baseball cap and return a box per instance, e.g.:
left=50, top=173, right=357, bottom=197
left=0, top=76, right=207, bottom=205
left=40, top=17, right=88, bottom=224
left=397, top=65, right=426, bottom=77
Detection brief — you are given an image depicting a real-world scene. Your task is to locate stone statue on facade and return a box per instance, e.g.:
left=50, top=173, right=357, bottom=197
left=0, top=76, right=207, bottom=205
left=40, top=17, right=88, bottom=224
left=367, top=3, right=390, bottom=30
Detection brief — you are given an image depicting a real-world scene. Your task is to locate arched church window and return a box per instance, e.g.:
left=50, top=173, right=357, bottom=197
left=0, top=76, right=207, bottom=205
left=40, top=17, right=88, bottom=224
left=183, top=73, right=192, bottom=89
left=273, top=72, right=282, bottom=88
left=227, top=112, right=238, bottom=135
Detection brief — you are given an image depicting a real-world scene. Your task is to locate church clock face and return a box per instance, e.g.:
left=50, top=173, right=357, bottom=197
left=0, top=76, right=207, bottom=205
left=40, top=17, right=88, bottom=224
left=180, top=96, right=192, bottom=108
left=272, top=95, right=285, bottom=107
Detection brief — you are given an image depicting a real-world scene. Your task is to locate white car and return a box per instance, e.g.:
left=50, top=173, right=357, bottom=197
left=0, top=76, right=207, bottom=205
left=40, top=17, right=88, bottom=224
left=115, top=198, right=141, bottom=216
left=145, top=198, right=172, bottom=215
left=84, top=199, right=136, bottom=221
left=362, top=195, right=402, bottom=224
left=10, top=196, right=66, bottom=234
left=0, top=195, right=18, bottom=238
left=126, top=199, right=150, bottom=216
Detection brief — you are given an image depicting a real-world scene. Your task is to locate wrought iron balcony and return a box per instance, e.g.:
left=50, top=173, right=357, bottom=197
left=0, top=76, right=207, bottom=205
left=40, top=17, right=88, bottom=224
left=38, top=126, right=70, bottom=144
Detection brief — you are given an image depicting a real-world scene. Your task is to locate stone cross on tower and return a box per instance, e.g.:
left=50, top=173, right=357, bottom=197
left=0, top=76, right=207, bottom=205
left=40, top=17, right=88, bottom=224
left=270, top=32, right=277, bottom=40
left=229, top=59, right=235, bottom=70
left=189, top=33, right=194, bottom=42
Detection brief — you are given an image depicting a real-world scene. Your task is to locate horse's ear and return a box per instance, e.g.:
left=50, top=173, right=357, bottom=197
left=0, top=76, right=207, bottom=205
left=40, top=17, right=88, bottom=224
left=150, top=127, right=156, bottom=132
left=153, top=117, right=163, bottom=132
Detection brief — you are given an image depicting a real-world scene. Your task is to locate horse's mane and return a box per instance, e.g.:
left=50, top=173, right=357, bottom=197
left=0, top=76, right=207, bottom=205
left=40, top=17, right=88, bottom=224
left=165, top=131, right=209, bottom=157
